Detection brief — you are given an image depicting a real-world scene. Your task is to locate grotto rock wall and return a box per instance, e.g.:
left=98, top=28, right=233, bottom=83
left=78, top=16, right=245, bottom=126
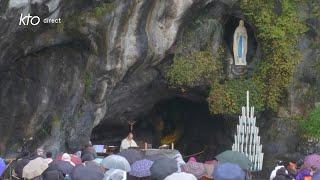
left=0, top=0, right=319, bottom=159
left=0, top=0, right=237, bottom=155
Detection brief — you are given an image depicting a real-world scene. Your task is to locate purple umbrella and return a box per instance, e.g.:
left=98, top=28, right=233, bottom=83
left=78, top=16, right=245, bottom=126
left=0, top=158, right=5, bottom=177
left=129, top=159, right=154, bottom=178
left=304, top=154, right=320, bottom=169
left=213, top=163, right=245, bottom=180
left=181, top=161, right=206, bottom=179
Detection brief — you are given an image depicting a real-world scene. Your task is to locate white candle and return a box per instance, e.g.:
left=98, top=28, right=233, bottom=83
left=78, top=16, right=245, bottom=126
left=247, top=91, right=249, bottom=117
left=252, top=107, right=255, bottom=117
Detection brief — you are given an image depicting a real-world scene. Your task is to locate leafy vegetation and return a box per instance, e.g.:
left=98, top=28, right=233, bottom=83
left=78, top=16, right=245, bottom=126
left=241, top=0, right=307, bottom=110
left=83, top=72, right=93, bottom=99
left=208, top=79, right=264, bottom=114
left=89, top=2, right=116, bottom=17
left=57, top=1, right=116, bottom=32
left=166, top=51, right=222, bottom=87
left=166, top=0, right=306, bottom=115
left=300, top=105, right=320, bottom=137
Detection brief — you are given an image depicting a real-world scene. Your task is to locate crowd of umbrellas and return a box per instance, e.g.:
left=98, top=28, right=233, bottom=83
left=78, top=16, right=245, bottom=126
left=0, top=149, right=251, bottom=180
left=0, top=149, right=256, bottom=180
left=2, top=148, right=320, bottom=179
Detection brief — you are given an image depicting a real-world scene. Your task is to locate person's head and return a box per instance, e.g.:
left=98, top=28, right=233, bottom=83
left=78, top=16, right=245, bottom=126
left=127, top=132, right=133, bottom=140
left=62, top=153, right=71, bottom=162
left=46, top=151, right=52, bottom=158
left=288, top=161, right=297, bottom=170
left=36, top=148, right=44, bottom=156
left=188, top=157, right=196, bottom=162
left=84, top=144, right=92, bottom=148
left=296, top=159, right=304, bottom=169
left=311, top=166, right=317, bottom=176
left=276, top=167, right=287, bottom=176
left=277, top=160, right=284, bottom=166
left=81, top=153, right=94, bottom=163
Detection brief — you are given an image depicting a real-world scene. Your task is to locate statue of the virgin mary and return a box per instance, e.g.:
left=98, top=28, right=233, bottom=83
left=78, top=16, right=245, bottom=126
left=233, top=20, right=248, bottom=66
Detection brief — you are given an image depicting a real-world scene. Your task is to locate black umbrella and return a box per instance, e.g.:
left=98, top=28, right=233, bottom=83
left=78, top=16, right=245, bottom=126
left=15, top=158, right=30, bottom=178
left=150, top=158, right=178, bottom=180
left=44, top=161, right=59, bottom=172
left=42, top=170, right=64, bottom=180
left=118, top=149, right=144, bottom=164
left=71, top=164, right=104, bottom=180
left=216, top=150, right=252, bottom=170
left=54, top=160, right=74, bottom=175
left=144, top=154, right=166, bottom=161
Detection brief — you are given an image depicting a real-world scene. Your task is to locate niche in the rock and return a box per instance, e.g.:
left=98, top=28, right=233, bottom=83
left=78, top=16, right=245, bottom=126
left=91, top=97, right=235, bottom=160
left=137, top=97, right=235, bottom=161
left=223, top=15, right=258, bottom=66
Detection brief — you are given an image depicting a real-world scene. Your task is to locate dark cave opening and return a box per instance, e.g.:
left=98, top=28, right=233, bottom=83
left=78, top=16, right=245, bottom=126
left=223, top=15, right=258, bottom=64
left=91, top=97, right=235, bottom=161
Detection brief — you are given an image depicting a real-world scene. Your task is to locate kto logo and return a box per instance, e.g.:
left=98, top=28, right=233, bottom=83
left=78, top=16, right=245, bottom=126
left=19, top=13, right=61, bottom=26
left=19, top=13, right=40, bottom=26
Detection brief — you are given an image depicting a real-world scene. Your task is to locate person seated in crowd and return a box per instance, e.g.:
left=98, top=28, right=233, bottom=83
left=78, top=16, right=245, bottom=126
left=82, top=141, right=97, bottom=159
left=36, top=148, right=45, bottom=157
left=120, top=132, right=138, bottom=151
left=274, top=167, right=292, bottom=180
left=287, top=161, right=297, bottom=179
left=62, top=153, right=75, bottom=166
left=312, top=166, right=320, bottom=179
left=270, top=161, right=288, bottom=180
left=81, top=153, right=103, bottom=171
left=44, top=151, right=53, bottom=164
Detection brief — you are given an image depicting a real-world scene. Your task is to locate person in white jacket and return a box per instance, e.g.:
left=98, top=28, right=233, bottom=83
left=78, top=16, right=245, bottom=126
left=270, top=161, right=288, bottom=180
left=120, top=132, right=138, bottom=151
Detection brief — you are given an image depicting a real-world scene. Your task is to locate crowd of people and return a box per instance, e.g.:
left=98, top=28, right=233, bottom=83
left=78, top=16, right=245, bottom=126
left=1, top=133, right=320, bottom=180
left=270, top=160, right=320, bottom=180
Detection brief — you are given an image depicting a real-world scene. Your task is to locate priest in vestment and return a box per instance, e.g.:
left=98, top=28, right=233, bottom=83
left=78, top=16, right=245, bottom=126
left=120, top=132, right=138, bottom=151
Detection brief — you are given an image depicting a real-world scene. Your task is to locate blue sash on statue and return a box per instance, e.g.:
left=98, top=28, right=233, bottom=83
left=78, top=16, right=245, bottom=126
left=238, top=35, right=243, bottom=58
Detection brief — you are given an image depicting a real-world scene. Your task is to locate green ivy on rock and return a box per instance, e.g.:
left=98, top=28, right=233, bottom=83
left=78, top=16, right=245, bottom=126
left=167, top=0, right=306, bottom=115
left=300, top=105, right=320, bottom=137
left=241, top=0, right=306, bottom=110
left=166, top=51, right=222, bottom=87
left=208, top=79, right=264, bottom=114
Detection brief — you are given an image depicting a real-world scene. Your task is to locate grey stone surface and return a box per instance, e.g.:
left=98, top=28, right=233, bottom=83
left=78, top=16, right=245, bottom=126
left=0, top=0, right=319, bottom=165
left=0, top=0, right=236, bottom=155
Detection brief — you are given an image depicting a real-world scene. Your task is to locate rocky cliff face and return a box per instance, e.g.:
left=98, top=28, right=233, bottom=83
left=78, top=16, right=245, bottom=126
left=0, top=0, right=319, bottom=159
left=0, top=0, right=237, bottom=155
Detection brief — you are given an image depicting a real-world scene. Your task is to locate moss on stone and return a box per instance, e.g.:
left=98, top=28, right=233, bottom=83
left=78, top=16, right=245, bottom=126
left=166, top=1, right=307, bottom=115
left=83, top=72, right=93, bottom=99
left=207, top=79, right=264, bottom=114
left=300, top=105, right=320, bottom=137
left=60, top=1, right=116, bottom=32
left=166, top=50, right=222, bottom=87
left=241, top=0, right=307, bottom=110
left=89, top=2, right=116, bottom=17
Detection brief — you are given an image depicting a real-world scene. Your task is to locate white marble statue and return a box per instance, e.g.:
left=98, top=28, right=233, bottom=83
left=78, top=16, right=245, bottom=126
left=233, top=20, right=248, bottom=66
